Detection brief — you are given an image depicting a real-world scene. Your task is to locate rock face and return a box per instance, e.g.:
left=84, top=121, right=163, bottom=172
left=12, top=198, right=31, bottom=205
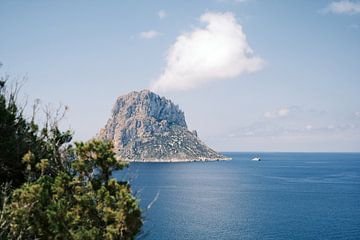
left=98, top=90, right=228, bottom=161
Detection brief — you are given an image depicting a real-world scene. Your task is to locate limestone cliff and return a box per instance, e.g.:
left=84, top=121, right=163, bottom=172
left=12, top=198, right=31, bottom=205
left=98, top=90, right=228, bottom=162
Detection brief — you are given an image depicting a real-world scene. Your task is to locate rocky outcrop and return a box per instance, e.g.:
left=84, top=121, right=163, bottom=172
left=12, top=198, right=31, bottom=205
left=98, top=90, right=229, bottom=162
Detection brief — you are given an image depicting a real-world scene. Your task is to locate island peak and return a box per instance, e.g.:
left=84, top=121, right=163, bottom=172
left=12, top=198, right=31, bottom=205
left=98, top=90, right=229, bottom=162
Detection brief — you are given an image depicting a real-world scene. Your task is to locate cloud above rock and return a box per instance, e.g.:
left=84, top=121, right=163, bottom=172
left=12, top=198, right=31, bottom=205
left=150, top=12, right=264, bottom=92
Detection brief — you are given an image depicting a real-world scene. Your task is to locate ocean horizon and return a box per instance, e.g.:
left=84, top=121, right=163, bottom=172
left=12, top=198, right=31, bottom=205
left=115, top=152, right=360, bottom=240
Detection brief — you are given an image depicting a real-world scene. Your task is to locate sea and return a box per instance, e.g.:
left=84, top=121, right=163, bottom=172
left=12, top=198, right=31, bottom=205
left=114, top=152, right=360, bottom=240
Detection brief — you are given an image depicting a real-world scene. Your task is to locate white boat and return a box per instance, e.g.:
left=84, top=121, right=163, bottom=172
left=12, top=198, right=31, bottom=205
left=251, top=157, right=261, bottom=161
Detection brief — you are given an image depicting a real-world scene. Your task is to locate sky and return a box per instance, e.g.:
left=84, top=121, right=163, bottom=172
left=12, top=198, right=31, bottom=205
left=1, top=0, right=359, bottom=152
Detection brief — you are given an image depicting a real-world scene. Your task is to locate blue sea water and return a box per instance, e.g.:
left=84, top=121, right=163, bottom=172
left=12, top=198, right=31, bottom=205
left=114, top=152, right=360, bottom=240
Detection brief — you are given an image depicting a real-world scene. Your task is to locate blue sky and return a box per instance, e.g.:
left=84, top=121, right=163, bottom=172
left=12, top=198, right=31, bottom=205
left=1, top=0, right=359, bottom=152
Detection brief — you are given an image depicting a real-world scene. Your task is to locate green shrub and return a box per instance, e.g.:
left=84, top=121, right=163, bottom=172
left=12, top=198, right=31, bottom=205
left=2, top=141, right=142, bottom=239
left=0, top=80, right=142, bottom=239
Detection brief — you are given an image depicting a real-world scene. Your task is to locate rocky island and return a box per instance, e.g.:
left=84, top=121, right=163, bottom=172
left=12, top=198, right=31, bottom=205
left=98, top=90, right=230, bottom=162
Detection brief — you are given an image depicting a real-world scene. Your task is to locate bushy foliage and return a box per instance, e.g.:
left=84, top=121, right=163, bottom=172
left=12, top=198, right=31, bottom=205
left=1, top=141, right=142, bottom=239
left=0, top=78, right=40, bottom=187
left=0, top=80, right=142, bottom=239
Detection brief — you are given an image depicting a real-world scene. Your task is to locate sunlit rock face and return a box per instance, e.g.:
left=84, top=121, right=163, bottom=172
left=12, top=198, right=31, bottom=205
left=98, top=90, right=227, bottom=161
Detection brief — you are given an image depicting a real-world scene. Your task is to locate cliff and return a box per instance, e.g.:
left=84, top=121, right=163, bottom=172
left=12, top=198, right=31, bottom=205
left=98, top=90, right=229, bottom=162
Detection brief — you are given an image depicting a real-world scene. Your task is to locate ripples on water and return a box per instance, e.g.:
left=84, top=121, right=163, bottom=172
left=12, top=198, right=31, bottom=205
left=114, top=152, right=360, bottom=240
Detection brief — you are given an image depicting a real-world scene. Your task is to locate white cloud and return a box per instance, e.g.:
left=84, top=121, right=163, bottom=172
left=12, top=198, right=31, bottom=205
left=264, top=107, right=291, bottom=119
left=305, top=124, right=313, bottom=131
left=139, top=30, right=161, bottom=39
left=355, top=111, right=360, bottom=117
left=150, top=11, right=264, bottom=92
left=158, top=10, right=167, bottom=19
left=323, top=1, right=360, bottom=15
left=278, top=108, right=290, bottom=117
